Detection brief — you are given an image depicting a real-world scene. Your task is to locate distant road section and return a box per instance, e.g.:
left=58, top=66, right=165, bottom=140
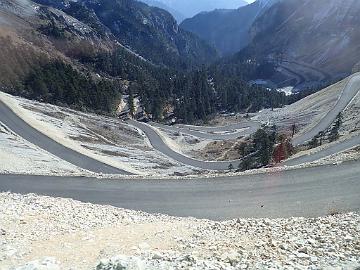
left=128, top=120, right=240, bottom=170
left=1, top=160, right=359, bottom=220
left=285, top=135, right=360, bottom=166
left=151, top=120, right=261, bottom=140
left=292, top=73, right=360, bottom=146
left=0, top=100, right=131, bottom=175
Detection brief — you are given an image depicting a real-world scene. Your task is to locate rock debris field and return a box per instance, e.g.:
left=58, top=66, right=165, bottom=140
left=0, top=193, right=359, bottom=270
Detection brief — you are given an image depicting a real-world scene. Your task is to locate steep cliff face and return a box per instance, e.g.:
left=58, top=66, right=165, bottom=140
left=27, top=0, right=218, bottom=68
left=78, top=0, right=217, bottom=68
left=140, top=0, right=185, bottom=22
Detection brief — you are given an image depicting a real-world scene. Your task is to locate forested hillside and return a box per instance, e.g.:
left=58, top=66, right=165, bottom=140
left=1, top=0, right=290, bottom=123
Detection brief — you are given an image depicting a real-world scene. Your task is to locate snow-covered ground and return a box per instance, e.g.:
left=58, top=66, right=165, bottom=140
left=0, top=92, right=199, bottom=176
left=341, top=84, right=360, bottom=136
left=277, top=86, right=294, bottom=96
left=0, top=70, right=359, bottom=177
left=155, top=126, right=211, bottom=158
left=0, top=121, right=85, bottom=176
left=253, top=74, right=360, bottom=138
left=1, top=193, right=359, bottom=270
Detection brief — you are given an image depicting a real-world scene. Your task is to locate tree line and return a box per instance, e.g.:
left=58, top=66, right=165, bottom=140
left=16, top=61, right=120, bottom=114
left=15, top=42, right=299, bottom=123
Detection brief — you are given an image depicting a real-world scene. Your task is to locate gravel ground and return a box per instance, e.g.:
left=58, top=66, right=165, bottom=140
left=1, top=193, right=359, bottom=270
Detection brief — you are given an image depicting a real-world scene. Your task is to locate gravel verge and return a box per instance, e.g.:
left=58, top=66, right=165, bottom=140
left=0, top=193, right=359, bottom=270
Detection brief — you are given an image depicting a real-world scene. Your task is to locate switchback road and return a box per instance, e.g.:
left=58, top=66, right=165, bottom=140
left=292, top=73, right=360, bottom=146
left=0, top=100, right=131, bottom=175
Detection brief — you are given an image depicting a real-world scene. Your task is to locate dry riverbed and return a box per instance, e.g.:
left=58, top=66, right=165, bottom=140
left=0, top=193, right=359, bottom=270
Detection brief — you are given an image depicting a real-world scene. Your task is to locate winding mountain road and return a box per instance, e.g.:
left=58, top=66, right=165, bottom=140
left=1, top=73, right=359, bottom=174
left=292, top=73, right=360, bottom=146
left=0, top=100, right=131, bottom=175
left=129, top=120, right=242, bottom=170
left=0, top=73, right=360, bottom=219
left=128, top=74, right=360, bottom=170
left=150, top=120, right=261, bottom=141
left=1, top=160, right=359, bottom=220
left=282, top=60, right=332, bottom=82
left=285, top=135, right=360, bottom=166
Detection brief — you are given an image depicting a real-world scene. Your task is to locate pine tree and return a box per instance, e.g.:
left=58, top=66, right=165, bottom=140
left=329, top=113, right=342, bottom=142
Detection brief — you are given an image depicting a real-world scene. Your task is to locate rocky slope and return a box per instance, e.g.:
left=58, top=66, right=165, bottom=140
left=0, top=0, right=216, bottom=89
left=2, top=192, right=359, bottom=270
left=182, top=0, right=360, bottom=83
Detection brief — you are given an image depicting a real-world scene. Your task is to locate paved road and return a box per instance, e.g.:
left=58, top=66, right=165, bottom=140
left=278, top=64, right=307, bottom=86
left=129, top=74, right=360, bottom=170
left=292, top=74, right=360, bottom=146
left=1, top=160, right=359, bottom=220
left=129, top=120, right=241, bottom=170
left=150, top=120, right=261, bottom=141
left=1, top=74, right=358, bottom=174
left=284, top=135, right=360, bottom=166
left=283, top=60, right=332, bottom=82
left=0, top=100, right=131, bottom=175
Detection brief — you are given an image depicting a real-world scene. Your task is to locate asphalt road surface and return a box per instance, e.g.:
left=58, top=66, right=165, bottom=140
left=129, top=120, right=241, bottom=170
left=284, top=135, right=360, bottom=166
left=292, top=74, right=360, bottom=146
left=283, top=60, right=332, bottom=82
left=128, top=72, right=360, bottom=171
left=2, top=72, right=357, bottom=174
left=1, top=160, right=359, bottom=220
left=278, top=64, right=307, bottom=86
left=0, top=100, right=131, bottom=175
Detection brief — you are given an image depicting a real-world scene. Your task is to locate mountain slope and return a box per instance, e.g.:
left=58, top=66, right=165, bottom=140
left=144, top=0, right=248, bottom=20
left=0, top=0, right=288, bottom=123
left=244, top=0, right=360, bottom=77
left=82, top=0, right=219, bottom=68
left=180, top=0, right=278, bottom=56
left=31, top=0, right=218, bottom=69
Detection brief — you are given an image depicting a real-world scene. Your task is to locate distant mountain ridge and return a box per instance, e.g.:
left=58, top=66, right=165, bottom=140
left=142, top=0, right=248, bottom=22
left=140, top=0, right=185, bottom=22
left=180, top=0, right=279, bottom=56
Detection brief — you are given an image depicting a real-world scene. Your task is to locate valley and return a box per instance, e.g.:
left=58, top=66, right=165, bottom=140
left=0, top=0, right=359, bottom=269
